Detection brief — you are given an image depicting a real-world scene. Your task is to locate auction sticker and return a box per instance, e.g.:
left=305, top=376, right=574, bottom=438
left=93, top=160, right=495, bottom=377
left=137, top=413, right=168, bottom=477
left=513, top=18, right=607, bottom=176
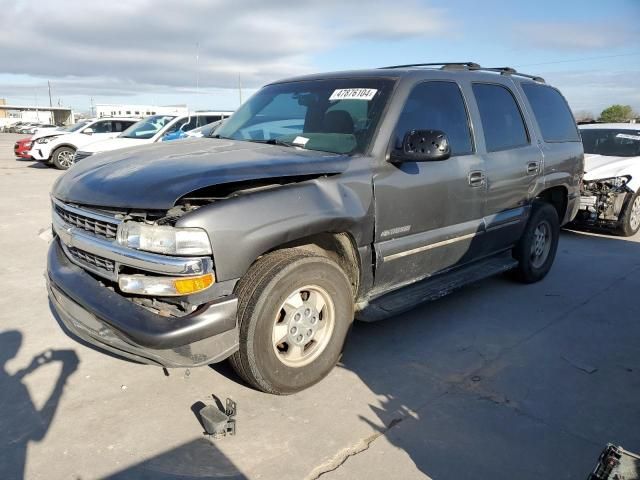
left=616, top=133, right=640, bottom=141
left=329, top=88, right=378, bottom=101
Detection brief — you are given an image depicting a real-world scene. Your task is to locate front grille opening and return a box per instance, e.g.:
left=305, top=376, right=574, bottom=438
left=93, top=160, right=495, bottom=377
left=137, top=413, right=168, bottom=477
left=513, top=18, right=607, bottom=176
left=67, top=247, right=116, bottom=273
left=55, top=205, right=118, bottom=240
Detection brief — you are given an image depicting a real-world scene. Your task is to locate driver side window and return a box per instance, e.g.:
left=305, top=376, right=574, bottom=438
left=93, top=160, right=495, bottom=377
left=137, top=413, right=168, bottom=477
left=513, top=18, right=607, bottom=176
left=395, top=81, right=473, bottom=156
left=91, top=121, right=113, bottom=134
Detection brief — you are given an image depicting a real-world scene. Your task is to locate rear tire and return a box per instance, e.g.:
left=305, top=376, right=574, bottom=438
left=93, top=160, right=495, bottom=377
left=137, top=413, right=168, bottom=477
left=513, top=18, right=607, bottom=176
left=617, top=192, right=640, bottom=237
left=229, top=249, right=354, bottom=394
left=512, top=202, right=560, bottom=283
left=52, top=146, right=76, bottom=170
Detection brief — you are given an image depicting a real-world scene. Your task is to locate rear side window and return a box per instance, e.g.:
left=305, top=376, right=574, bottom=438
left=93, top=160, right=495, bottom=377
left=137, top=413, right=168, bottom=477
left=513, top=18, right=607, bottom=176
left=394, top=81, right=473, bottom=156
left=472, top=83, right=528, bottom=152
left=521, top=83, right=579, bottom=143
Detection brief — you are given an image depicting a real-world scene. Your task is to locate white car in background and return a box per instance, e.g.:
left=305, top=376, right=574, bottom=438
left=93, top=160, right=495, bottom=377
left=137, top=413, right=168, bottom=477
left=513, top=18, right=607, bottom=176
left=29, top=117, right=138, bottom=169
left=74, top=112, right=229, bottom=162
left=574, top=123, right=640, bottom=236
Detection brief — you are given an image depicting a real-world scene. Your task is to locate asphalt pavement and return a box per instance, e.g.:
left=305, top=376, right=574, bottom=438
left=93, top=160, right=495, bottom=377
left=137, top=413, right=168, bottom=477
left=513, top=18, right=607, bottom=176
left=0, top=133, right=638, bottom=480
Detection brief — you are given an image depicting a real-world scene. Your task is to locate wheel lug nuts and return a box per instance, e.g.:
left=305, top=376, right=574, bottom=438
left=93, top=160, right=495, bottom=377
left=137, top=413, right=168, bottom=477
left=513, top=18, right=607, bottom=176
left=307, top=329, right=313, bottom=336
left=304, top=308, right=311, bottom=316
left=311, top=316, right=317, bottom=324
left=296, top=335, right=303, bottom=342
left=290, top=327, right=297, bottom=334
left=294, top=313, right=301, bottom=321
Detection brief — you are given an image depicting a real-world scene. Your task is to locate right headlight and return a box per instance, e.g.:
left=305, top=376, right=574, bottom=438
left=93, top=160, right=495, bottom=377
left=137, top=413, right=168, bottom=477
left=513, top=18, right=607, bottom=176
left=117, top=222, right=212, bottom=256
left=35, top=136, right=55, bottom=144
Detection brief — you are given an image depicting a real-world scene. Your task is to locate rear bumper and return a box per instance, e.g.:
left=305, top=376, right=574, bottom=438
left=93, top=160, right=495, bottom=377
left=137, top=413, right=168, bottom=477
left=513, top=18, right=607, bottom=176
left=47, top=240, right=239, bottom=367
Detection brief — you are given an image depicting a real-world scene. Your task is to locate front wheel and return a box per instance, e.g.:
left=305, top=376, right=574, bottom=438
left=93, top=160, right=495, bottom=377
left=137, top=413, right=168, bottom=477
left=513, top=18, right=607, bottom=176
left=229, top=249, right=354, bottom=394
left=618, top=192, right=640, bottom=237
left=51, top=146, right=76, bottom=170
left=512, top=202, right=560, bottom=283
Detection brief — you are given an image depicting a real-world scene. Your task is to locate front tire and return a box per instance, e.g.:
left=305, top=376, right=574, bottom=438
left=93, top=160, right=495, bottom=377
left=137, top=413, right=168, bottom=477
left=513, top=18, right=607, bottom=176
left=512, top=202, right=560, bottom=283
left=618, top=192, right=640, bottom=237
left=52, top=146, right=76, bottom=170
left=229, top=249, right=354, bottom=394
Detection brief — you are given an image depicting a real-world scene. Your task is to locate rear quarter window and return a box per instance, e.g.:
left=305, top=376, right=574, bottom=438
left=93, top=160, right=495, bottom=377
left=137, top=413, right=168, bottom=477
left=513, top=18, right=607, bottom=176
left=521, top=83, right=580, bottom=143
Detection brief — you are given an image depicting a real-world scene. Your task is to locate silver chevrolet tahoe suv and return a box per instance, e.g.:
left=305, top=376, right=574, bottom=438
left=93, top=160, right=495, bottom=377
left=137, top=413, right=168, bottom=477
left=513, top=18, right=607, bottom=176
left=47, top=62, right=583, bottom=394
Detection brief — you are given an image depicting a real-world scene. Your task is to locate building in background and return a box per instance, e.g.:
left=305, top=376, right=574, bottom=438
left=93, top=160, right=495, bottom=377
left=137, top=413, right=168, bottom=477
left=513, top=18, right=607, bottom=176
left=95, top=104, right=188, bottom=118
left=0, top=100, right=74, bottom=127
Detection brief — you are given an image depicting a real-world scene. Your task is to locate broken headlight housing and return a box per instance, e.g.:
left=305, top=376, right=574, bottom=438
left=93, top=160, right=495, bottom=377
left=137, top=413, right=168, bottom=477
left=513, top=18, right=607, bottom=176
left=584, top=175, right=631, bottom=192
left=117, top=222, right=212, bottom=256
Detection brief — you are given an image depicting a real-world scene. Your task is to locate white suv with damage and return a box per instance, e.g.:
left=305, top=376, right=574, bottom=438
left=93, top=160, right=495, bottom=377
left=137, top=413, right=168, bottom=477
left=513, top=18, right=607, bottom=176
left=29, top=117, right=138, bottom=170
left=575, top=123, right=640, bottom=236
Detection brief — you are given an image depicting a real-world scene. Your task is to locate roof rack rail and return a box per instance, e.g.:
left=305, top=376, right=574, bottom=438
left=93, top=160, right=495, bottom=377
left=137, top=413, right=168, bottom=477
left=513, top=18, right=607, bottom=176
left=481, top=67, right=545, bottom=83
left=380, top=62, right=481, bottom=70
left=378, top=62, right=545, bottom=83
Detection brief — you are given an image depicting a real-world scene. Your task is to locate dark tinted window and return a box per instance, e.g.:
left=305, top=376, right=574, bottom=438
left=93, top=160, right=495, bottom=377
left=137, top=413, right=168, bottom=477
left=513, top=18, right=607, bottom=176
left=580, top=129, right=640, bottom=157
left=473, top=83, right=528, bottom=152
left=394, top=81, right=473, bottom=156
left=91, top=121, right=112, bottom=133
left=522, top=83, right=579, bottom=142
left=204, top=115, right=222, bottom=124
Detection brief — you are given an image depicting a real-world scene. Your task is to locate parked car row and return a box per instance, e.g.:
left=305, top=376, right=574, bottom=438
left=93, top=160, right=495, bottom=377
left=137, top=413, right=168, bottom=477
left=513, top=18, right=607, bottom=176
left=3, top=121, right=62, bottom=134
left=12, top=111, right=232, bottom=169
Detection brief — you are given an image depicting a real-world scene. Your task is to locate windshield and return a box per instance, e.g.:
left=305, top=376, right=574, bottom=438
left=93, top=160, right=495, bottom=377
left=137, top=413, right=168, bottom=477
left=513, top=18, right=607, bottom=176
left=119, top=115, right=177, bottom=139
left=63, top=120, right=90, bottom=132
left=581, top=128, right=640, bottom=157
left=215, top=78, right=395, bottom=154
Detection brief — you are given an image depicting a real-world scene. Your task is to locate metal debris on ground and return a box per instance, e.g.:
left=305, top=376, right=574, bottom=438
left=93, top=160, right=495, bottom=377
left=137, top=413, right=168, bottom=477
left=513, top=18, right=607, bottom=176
left=200, top=397, right=237, bottom=439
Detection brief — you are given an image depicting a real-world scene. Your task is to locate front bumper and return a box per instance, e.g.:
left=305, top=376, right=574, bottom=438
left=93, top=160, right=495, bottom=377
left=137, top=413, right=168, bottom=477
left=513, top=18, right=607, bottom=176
left=47, top=240, right=239, bottom=367
left=29, top=146, right=50, bottom=161
left=572, top=188, right=632, bottom=229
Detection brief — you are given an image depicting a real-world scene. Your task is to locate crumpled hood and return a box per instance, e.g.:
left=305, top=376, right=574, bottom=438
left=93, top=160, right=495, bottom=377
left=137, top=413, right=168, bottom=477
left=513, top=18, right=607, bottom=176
left=53, top=138, right=349, bottom=209
left=583, top=153, right=640, bottom=186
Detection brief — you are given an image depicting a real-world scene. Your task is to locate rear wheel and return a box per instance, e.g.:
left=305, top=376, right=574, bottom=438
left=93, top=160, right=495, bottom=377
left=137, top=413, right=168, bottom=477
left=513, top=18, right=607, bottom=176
left=229, top=249, right=354, bottom=394
left=618, top=192, right=640, bottom=237
left=512, top=202, right=560, bottom=283
left=52, top=146, right=76, bottom=170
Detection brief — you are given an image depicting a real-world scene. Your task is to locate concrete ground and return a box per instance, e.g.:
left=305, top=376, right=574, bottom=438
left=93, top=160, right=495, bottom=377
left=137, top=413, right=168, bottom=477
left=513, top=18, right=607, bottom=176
left=0, top=132, right=639, bottom=480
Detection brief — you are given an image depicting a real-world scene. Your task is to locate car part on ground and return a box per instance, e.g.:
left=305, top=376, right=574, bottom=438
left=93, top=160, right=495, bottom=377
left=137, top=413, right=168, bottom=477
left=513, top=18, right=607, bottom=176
left=588, top=444, right=640, bottom=480
left=46, top=63, right=583, bottom=394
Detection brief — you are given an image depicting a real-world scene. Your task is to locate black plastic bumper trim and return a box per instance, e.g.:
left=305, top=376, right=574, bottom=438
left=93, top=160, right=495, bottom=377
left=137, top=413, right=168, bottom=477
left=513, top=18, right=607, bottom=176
left=47, top=239, right=237, bottom=349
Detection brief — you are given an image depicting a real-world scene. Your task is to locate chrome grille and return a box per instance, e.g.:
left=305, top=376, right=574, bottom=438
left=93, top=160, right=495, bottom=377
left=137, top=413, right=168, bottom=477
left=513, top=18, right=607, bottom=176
left=55, top=205, right=118, bottom=239
left=67, top=247, right=116, bottom=273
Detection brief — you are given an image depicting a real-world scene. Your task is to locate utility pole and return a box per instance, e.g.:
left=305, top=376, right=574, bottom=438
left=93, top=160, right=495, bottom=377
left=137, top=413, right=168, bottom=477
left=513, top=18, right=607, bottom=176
left=195, top=42, right=199, bottom=95
left=238, top=74, right=243, bottom=105
left=48, top=81, right=52, bottom=108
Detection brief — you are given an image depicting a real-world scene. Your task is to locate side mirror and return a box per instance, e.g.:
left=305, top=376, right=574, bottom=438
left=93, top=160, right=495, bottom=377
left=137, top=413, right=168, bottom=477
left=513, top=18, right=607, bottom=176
left=390, top=129, right=451, bottom=162
left=82, top=127, right=94, bottom=135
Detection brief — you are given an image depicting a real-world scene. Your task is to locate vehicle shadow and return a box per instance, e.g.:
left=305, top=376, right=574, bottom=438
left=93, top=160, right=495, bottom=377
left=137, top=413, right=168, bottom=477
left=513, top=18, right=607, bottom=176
left=330, top=230, right=640, bottom=479
left=0, top=330, right=79, bottom=479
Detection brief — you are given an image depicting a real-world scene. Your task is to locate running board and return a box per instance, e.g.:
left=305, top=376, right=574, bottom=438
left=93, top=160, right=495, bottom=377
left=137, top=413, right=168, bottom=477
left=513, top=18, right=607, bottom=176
left=357, top=252, right=518, bottom=322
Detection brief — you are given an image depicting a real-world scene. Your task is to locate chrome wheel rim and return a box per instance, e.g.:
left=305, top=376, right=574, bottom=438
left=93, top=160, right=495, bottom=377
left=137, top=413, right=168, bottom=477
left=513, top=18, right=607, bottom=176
left=630, top=196, right=640, bottom=232
left=530, top=220, right=551, bottom=269
left=57, top=150, right=75, bottom=168
left=271, top=285, right=335, bottom=368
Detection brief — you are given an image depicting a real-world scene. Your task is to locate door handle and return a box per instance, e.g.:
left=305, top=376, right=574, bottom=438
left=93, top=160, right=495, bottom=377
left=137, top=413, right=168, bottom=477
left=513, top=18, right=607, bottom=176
left=468, top=170, right=486, bottom=187
left=527, top=162, right=540, bottom=175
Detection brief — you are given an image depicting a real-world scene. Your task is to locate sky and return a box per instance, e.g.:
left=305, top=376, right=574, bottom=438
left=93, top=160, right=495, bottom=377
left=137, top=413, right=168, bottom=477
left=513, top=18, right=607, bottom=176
left=0, top=0, right=639, bottom=117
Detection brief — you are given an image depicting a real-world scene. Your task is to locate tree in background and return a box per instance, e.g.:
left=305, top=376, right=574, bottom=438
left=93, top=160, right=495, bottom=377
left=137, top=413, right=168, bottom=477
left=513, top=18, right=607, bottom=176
left=599, top=104, right=635, bottom=123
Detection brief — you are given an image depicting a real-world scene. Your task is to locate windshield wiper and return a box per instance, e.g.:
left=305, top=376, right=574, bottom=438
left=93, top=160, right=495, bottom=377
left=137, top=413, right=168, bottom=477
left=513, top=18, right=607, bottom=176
left=244, top=138, right=296, bottom=148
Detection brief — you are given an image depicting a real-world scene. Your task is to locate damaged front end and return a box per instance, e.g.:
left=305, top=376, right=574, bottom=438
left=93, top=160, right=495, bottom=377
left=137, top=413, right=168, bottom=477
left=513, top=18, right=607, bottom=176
left=574, top=176, right=633, bottom=228
left=47, top=197, right=239, bottom=368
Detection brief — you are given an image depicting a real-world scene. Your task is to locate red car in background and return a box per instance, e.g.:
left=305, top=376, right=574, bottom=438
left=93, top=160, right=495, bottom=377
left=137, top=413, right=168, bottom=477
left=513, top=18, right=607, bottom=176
left=14, top=137, right=33, bottom=159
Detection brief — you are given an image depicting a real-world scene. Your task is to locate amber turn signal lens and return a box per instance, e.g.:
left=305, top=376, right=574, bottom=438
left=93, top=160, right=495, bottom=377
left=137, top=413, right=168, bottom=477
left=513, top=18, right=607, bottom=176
left=173, top=273, right=215, bottom=295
